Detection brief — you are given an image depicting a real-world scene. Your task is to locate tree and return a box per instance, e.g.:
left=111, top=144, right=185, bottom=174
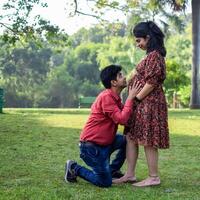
left=0, top=39, right=53, bottom=107
left=1, top=0, right=199, bottom=108
left=43, top=66, right=76, bottom=107
left=0, top=0, right=65, bottom=44
left=69, top=0, right=199, bottom=108
left=164, top=59, right=190, bottom=106
left=190, top=0, right=200, bottom=108
left=96, top=36, right=144, bottom=73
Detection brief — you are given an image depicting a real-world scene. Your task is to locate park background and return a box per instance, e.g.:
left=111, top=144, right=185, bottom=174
left=0, top=0, right=198, bottom=109
left=0, top=0, right=200, bottom=200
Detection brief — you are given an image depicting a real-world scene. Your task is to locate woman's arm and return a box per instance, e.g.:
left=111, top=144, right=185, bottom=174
left=136, top=83, right=154, bottom=100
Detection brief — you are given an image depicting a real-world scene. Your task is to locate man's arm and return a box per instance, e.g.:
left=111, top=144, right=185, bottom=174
left=102, top=82, right=141, bottom=125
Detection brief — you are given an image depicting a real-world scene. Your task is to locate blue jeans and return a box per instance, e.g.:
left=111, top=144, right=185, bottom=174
left=74, top=134, right=126, bottom=187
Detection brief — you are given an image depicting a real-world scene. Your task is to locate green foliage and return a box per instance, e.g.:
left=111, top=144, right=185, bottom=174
left=164, top=24, right=192, bottom=107
left=73, top=42, right=101, bottom=84
left=0, top=0, right=63, bottom=44
left=164, top=59, right=190, bottom=107
left=164, top=59, right=190, bottom=91
left=97, top=36, right=143, bottom=72
left=0, top=38, right=54, bottom=107
left=0, top=0, right=191, bottom=46
left=0, top=18, right=193, bottom=108
left=79, top=81, right=102, bottom=97
left=166, top=24, right=192, bottom=70
left=178, top=85, right=191, bottom=107
left=44, top=67, right=76, bottom=107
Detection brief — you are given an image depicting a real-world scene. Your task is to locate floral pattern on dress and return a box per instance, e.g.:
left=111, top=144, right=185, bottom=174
left=124, top=50, right=169, bottom=149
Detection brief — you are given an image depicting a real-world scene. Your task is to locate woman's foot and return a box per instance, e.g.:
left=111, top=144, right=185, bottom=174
left=132, top=176, right=160, bottom=187
left=112, top=175, right=137, bottom=184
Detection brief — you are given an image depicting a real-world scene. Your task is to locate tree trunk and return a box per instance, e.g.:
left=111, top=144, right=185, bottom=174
left=190, top=0, right=200, bottom=108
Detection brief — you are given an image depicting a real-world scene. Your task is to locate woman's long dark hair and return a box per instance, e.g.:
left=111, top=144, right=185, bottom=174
left=132, top=21, right=166, bottom=57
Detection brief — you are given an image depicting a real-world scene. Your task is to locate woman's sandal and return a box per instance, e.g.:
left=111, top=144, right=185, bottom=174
left=132, top=176, right=160, bottom=187
left=112, top=176, right=137, bottom=184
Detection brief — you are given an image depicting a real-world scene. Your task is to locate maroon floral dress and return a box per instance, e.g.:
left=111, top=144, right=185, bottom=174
left=124, top=50, right=169, bottom=149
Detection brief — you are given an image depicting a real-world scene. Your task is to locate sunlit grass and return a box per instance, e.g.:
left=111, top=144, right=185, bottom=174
left=0, top=108, right=200, bottom=200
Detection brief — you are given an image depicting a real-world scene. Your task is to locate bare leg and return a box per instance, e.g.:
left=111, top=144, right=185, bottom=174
left=144, top=146, right=158, bottom=177
left=113, top=136, right=138, bottom=184
left=125, top=136, right=138, bottom=177
left=132, top=146, right=160, bottom=187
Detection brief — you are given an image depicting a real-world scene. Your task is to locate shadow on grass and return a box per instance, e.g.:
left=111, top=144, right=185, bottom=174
left=3, top=108, right=90, bottom=115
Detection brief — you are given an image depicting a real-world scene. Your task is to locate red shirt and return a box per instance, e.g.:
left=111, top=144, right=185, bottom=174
left=80, top=89, right=133, bottom=145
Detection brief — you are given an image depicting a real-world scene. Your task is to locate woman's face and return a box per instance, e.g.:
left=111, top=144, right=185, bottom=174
left=135, top=36, right=149, bottom=50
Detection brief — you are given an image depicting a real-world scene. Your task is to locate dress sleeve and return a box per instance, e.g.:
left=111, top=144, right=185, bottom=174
left=145, top=51, right=164, bottom=87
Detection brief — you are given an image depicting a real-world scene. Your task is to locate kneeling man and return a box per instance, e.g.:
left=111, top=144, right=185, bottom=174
left=65, top=64, right=140, bottom=187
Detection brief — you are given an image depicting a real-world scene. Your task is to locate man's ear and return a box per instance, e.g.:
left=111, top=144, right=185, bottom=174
left=111, top=80, right=117, bottom=87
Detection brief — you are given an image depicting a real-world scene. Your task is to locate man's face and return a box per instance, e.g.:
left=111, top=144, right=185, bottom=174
left=113, top=71, right=127, bottom=89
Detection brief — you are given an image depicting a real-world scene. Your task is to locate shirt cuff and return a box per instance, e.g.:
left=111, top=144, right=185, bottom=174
left=124, top=99, right=133, bottom=107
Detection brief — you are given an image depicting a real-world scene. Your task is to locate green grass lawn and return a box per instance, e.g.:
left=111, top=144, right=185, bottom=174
left=0, top=108, right=200, bottom=200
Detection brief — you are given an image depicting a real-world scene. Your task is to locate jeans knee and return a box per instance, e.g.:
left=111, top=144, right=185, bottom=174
left=99, top=179, right=112, bottom=187
left=96, top=175, right=112, bottom=187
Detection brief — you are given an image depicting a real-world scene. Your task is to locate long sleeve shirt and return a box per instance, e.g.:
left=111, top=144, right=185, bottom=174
left=80, top=89, right=133, bottom=146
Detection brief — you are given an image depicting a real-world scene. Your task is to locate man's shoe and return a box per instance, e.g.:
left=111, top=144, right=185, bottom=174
left=112, top=170, right=124, bottom=179
left=64, top=160, right=77, bottom=183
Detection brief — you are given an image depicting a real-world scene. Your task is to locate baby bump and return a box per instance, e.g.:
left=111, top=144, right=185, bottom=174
left=128, top=74, right=145, bottom=87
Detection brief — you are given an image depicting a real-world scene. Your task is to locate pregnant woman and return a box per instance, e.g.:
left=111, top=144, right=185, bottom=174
left=113, top=21, right=169, bottom=187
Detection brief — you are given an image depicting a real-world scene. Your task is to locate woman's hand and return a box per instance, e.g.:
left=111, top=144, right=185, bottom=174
left=136, top=83, right=155, bottom=101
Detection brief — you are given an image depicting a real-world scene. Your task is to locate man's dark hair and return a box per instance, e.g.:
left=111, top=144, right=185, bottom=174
left=132, top=21, right=166, bottom=57
left=100, top=65, right=122, bottom=89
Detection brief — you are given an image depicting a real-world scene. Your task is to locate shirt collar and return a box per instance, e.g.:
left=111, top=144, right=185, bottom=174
left=106, top=89, right=121, bottom=102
